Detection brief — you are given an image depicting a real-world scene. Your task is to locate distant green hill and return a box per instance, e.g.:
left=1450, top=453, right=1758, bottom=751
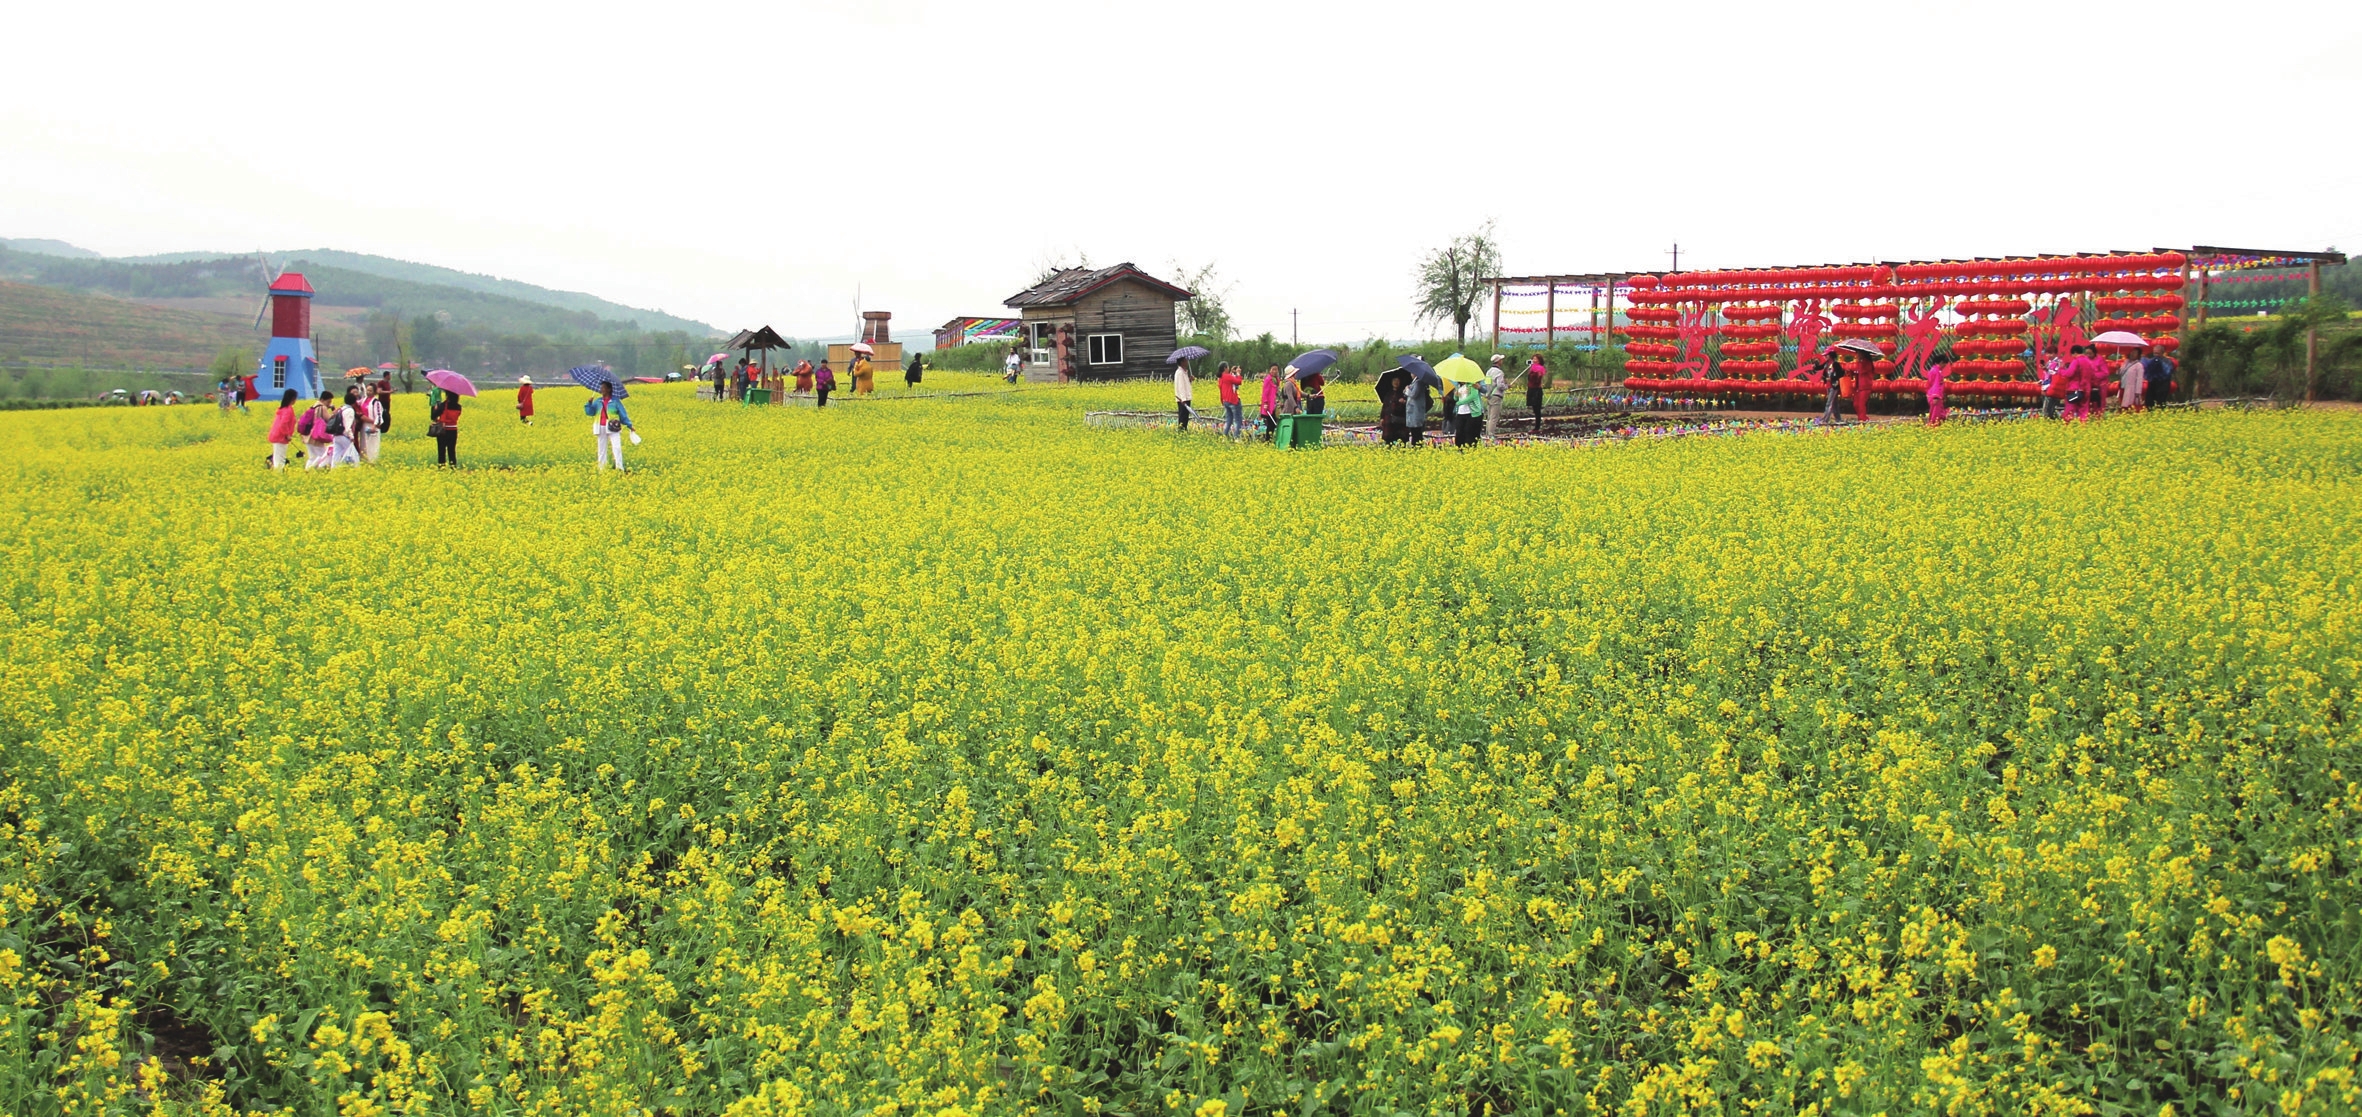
left=0, top=248, right=691, bottom=340
left=279, top=249, right=720, bottom=336
left=0, top=238, right=101, bottom=259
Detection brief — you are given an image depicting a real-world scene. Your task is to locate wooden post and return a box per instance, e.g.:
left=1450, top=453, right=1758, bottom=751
left=1545, top=281, right=1556, bottom=348
left=1603, top=278, right=1617, bottom=390
left=1489, top=280, right=1501, bottom=349
left=2307, top=260, right=2323, bottom=400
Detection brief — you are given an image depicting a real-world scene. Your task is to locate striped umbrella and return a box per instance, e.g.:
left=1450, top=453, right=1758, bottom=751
left=566, top=365, right=628, bottom=398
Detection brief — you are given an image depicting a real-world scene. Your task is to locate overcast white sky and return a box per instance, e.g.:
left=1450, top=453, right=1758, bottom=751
left=5, top=0, right=2357, bottom=342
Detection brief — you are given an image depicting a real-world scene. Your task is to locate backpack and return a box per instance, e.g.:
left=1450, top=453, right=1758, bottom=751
left=298, top=407, right=321, bottom=440
left=325, top=408, right=347, bottom=437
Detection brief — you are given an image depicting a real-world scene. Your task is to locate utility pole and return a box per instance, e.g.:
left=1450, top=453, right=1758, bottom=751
left=1291, top=308, right=1298, bottom=346
left=2307, top=259, right=2323, bottom=401
left=1666, top=241, right=1681, bottom=273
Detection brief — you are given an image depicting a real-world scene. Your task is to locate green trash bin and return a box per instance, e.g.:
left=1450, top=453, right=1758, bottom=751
left=1275, top=413, right=1324, bottom=449
left=743, top=388, right=772, bottom=406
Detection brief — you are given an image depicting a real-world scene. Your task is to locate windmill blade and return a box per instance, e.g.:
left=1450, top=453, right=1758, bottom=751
left=251, top=251, right=279, bottom=330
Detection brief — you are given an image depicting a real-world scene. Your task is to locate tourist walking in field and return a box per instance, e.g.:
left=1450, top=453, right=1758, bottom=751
left=302, top=391, right=336, bottom=468
left=1172, top=359, right=1194, bottom=431
left=814, top=361, right=837, bottom=408
left=1258, top=366, right=1279, bottom=438
left=517, top=376, right=536, bottom=425
left=1482, top=354, right=1509, bottom=442
left=2063, top=345, right=2105, bottom=422
left=2118, top=348, right=2146, bottom=411
left=1218, top=363, right=1245, bottom=438
left=1924, top=352, right=1952, bottom=426
left=266, top=389, right=297, bottom=469
left=2144, top=351, right=2174, bottom=406
left=1376, top=367, right=1409, bottom=444
left=356, top=384, right=385, bottom=463
left=852, top=353, right=875, bottom=396
left=433, top=390, right=462, bottom=465
left=1525, top=354, right=1547, bottom=433
left=794, top=359, right=815, bottom=395
left=587, top=382, right=634, bottom=471
left=1405, top=362, right=1442, bottom=445
left=1451, top=378, right=1485, bottom=447
left=330, top=386, right=364, bottom=467
left=2038, top=355, right=2065, bottom=420
left=906, top=353, right=924, bottom=389
left=1814, top=355, right=1843, bottom=424
left=1003, top=348, right=1023, bottom=384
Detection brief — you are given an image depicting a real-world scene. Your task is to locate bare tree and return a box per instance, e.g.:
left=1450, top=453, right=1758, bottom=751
left=1169, top=260, right=1235, bottom=342
left=1413, top=222, right=1502, bottom=347
left=1032, top=248, right=1095, bottom=287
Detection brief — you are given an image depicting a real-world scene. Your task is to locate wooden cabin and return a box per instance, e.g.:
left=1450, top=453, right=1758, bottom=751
left=1002, top=263, right=1192, bottom=381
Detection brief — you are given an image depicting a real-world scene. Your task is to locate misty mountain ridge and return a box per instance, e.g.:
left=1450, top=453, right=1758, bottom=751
left=1, top=238, right=719, bottom=336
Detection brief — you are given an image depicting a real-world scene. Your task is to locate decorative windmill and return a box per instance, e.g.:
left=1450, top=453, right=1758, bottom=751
left=253, top=256, right=321, bottom=401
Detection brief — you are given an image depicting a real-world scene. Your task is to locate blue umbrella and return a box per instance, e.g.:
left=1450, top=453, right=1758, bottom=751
left=1287, top=349, right=1338, bottom=377
left=566, top=364, right=628, bottom=398
left=1395, top=355, right=1444, bottom=391
left=1166, top=345, right=1212, bottom=364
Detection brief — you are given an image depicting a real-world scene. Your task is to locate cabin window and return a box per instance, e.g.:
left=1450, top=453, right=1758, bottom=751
left=271, top=356, right=287, bottom=390
left=1087, top=334, right=1124, bottom=366
left=1031, top=323, right=1055, bottom=366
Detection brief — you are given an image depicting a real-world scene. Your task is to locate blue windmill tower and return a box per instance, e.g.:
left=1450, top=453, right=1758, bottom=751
left=253, top=269, right=321, bottom=401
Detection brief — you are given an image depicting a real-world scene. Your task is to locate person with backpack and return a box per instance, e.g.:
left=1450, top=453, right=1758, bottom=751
left=301, top=390, right=337, bottom=468
left=814, top=360, right=837, bottom=408
left=905, top=353, right=924, bottom=390
left=433, top=390, right=462, bottom=466
left=586, top=382, right=635, bottom=471
left=266, top=388, right=298, bottom=469
left=328, top=386, right=363, bottom=467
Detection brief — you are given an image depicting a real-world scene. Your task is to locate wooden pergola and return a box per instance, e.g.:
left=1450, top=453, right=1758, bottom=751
left=1482, top=273, right=1634, bottom=349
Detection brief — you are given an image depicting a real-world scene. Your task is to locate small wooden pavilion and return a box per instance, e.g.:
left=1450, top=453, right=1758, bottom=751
left=1003, top=263, right=1191, bottom=381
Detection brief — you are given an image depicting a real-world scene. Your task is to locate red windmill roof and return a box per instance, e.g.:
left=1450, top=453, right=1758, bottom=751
left=268, top=272, right=315, bottom=296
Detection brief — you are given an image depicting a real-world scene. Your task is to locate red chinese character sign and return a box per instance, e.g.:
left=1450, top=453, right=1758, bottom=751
left=1617, top=252, right=2187, bottom=400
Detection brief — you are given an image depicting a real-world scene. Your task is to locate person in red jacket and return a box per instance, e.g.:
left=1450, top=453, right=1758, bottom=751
left=1217, top=363, right=1245, bottom=438
left=516, top=376, right=536, bottom=425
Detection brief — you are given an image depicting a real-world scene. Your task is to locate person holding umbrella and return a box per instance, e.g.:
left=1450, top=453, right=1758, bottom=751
left=586, top=381, right=635, bottom=471
left=1375, top=365, right=1411, bottom=445
left=1172, top=358, right=1195, bottom=431
left=1451, top=377, right=1486, bottom=447
left=516, top=376, right=536, bottom=425
left=433, top=389, right=462, bottom=466
left=851, top=348, right=876, bottom=395
left=1398, top=355, right=1446, bottom=445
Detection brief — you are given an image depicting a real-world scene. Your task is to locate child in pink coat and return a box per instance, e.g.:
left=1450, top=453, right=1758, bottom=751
left=265, top=389, right=298, bottom=469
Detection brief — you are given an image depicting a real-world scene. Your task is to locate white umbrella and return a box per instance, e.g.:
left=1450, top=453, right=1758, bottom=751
left=2091, top=330, right=2148, bottom=347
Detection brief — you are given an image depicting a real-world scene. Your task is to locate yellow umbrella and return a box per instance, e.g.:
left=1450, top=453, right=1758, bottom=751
left=1434, top=354, right=1484, bottom=384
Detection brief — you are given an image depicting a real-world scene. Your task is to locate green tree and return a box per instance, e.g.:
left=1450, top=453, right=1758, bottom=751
left=207, top=345, right=253, bottom=381
left=1414, top=221, right=1502, bottom=348
left=1170, top=261, right=1235, bottom=342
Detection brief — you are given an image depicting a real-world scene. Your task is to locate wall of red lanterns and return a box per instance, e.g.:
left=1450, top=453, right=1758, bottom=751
left=1616, top=252, right=2189, bottom=399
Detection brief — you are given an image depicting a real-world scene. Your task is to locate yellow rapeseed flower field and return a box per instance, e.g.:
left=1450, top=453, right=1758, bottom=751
left=1, top=379, right=2356, bottom=1116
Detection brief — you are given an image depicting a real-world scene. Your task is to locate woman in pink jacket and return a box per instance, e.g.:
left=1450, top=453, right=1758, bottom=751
left=265, top=389, right=298, bottom=469
left=1924, top=353, right=1952, bottom=426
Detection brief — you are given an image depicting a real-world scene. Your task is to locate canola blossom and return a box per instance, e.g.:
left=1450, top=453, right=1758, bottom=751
left=0, top=380, right=2356, bottom=1116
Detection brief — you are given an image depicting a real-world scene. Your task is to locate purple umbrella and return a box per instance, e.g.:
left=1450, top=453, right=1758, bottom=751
left=424, top=369, right=477, bottom=397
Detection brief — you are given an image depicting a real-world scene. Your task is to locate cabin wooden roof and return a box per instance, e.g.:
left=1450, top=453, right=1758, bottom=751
left=725, top=325, right=795, bottom=350
left=1004, top=263, right=1191, bottom=309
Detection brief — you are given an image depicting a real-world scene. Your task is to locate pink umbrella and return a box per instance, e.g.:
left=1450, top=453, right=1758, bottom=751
left=706, top=353, right=730, bottom=366
left=424, top=369, right=478, bottom=397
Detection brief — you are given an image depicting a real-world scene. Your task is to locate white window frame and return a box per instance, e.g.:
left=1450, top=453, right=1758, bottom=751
left=1086, top=333, right=1124, bottom=366
left=1030, top=323, right=1055, bottom=366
